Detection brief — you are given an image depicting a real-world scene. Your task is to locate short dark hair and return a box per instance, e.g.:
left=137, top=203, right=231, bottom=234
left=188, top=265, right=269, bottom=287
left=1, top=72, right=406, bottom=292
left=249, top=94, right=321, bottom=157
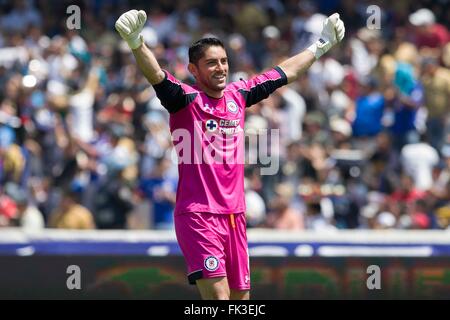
left=188, top=37, right=225, bottom=65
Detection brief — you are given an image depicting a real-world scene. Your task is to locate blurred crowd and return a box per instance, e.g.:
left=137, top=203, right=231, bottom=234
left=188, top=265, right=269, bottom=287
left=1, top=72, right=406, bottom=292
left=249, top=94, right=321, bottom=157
left=0, top=0, right=449, bottom=231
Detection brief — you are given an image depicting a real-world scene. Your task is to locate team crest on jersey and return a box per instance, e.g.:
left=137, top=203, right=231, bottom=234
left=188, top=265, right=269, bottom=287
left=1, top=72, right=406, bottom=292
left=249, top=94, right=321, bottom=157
left=204, top=256, right=219, bottom=271
left=205, top=119, right=218, bottom=132
left=227, top=100, right=238, bottom=114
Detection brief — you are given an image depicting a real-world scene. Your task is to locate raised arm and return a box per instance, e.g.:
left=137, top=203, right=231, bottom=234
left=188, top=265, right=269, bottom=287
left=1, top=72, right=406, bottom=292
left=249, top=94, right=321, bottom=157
left=115, top=10, right=165, bottom=85
left=278, top=13, right=345, bottom=84
left=115, top=9, right=198, bottom=114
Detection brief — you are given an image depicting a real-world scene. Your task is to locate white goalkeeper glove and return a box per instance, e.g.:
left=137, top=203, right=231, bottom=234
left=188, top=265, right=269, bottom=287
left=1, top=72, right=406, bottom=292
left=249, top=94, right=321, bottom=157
left=307, top=13, right=345, bottom=59
left=115, top=9, right=147, bottom=50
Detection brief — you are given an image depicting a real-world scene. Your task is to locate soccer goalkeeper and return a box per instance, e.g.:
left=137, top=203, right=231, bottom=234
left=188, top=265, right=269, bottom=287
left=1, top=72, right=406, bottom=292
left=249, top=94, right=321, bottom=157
left=115, top=9, right=344, bottom=300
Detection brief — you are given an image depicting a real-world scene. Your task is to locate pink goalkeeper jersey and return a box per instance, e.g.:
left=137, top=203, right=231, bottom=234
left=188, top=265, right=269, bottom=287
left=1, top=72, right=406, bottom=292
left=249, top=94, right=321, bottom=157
left=153, top=67, right=287, bottom=215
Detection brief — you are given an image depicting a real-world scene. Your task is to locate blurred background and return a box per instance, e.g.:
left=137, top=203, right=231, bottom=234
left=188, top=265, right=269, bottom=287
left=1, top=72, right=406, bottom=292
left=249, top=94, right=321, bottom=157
left=0, top=0, right=450, bottom=299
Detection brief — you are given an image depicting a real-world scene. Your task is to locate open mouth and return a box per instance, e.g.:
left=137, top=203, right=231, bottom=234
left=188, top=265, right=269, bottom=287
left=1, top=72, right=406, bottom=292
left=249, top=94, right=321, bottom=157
left=213, top=75, right=226, bottom=80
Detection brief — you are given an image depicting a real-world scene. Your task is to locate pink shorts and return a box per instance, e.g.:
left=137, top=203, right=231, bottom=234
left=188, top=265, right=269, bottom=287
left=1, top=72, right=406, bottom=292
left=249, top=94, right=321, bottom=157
left=174, top=212, right=250, bottom=291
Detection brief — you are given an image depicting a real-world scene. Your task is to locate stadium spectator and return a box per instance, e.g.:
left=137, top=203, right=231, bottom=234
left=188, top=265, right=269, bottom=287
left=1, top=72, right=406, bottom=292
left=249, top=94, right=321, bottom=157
left=401, top=134, right=439, bottom=191
left=420, top=56, right=450, bottom=152
left=138, top=156, right=177, bottom=230
left=4, top=182, right=44, bottom=230
left=408, top=8, right=449, bottom=51
left=350, top=76, right=385, bottom=138
left=48, top=190, right=95, bottom=229
left=264, top=183, right=304, bottom=230
left=389, top=62, right=425, bottom=150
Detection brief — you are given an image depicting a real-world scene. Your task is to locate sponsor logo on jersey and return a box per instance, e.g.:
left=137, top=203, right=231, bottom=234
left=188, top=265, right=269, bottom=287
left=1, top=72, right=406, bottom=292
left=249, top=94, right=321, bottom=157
left=205, top=119, right=218, bottom=132
left=219, top=127, right=243, bottom=135
left=219, top=119, right=240, bottom=127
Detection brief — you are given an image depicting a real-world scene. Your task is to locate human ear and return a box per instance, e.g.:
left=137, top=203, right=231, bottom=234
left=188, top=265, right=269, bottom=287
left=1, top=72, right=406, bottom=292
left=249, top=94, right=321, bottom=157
left=188, top=63, right=197, bottom=78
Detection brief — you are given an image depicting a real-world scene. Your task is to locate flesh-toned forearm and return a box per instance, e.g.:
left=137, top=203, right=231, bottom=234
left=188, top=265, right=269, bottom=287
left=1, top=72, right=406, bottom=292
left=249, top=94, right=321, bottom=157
left=132, top=43, right=166, bottom=85
left=278, top=50, right=315, bottom=84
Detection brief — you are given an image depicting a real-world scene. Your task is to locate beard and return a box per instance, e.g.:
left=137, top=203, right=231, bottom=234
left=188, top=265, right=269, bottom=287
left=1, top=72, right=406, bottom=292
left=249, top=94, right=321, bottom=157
left=209, top=74, right=227, bottom=90
left=197, top=74, right=227, bottom=93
